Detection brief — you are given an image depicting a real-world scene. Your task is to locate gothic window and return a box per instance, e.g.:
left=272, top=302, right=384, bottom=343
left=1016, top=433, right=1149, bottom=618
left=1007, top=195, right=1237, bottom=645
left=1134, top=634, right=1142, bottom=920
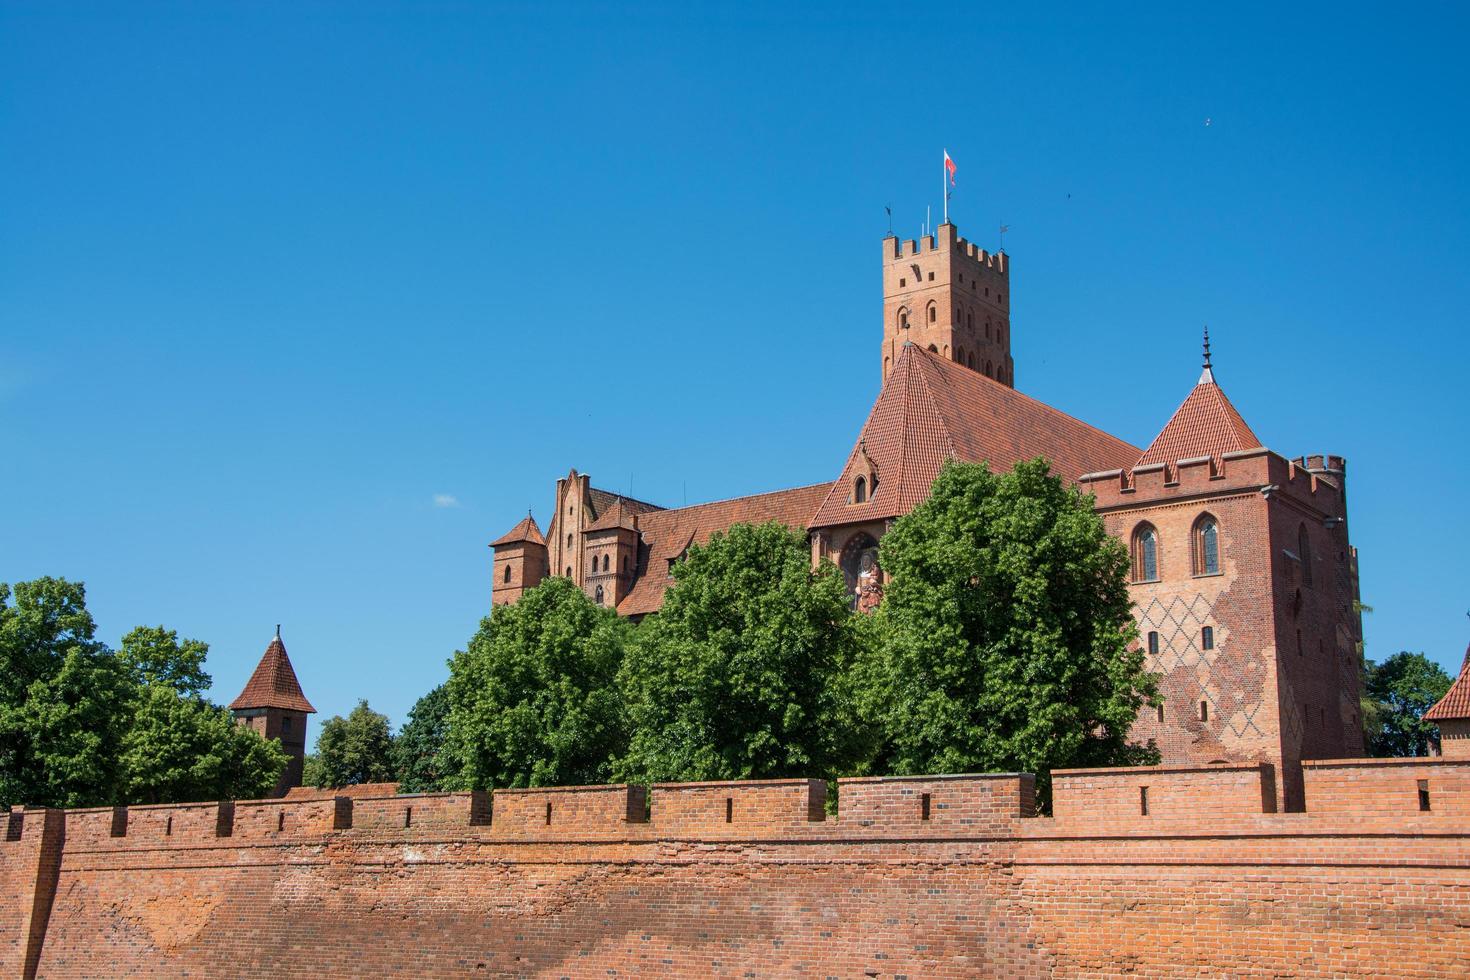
left=967, top=352, right=975, bottom=369
left=602, top=554, right=610, bottom=572
left=928, top=303, right=937, bottom=323
left=503, top=565, right=512, bottom=584
left=967, top=311, right=973, bottom=329
left=594, top=585, right=605, bottom=605
left=566, top=533, right=573, bottom=548
left=591, top=556, right=598, bottom=575
left=853, top=476, right=867, bottom=503
left=1298, top=524, right=1313, bottom=587
left=986, top=360, right=994, bottom=378
left=565, top=566, right=571, bottom=577
left=1193, top=515, right=1220, bottom=575
left=898, top=307, right=910, bottom=330
left=928, top=344, right=939, bottom=353
left=1132, top=524, right=1159, bottom=582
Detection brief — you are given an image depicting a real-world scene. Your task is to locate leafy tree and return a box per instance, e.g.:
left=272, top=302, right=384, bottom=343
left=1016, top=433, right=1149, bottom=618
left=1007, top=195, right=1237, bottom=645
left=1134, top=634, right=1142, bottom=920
left=858, top=459, right=1158, bottom=792
left=117, top=625, right=212, bottom=697
left=1363, top=652, right=1453, bottom=757
left=393, top=684, right=451, bottom=792
left=120, top=684, right=287, bottom=803
left=615, top=521, right=868, bottom=783
left=310, top=700, right=396, bottom=788
left=444, top=577, right=628, bottom=789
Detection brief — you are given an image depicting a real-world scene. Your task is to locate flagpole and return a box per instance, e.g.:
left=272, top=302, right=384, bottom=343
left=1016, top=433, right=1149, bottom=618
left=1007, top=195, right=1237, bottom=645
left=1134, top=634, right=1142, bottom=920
left=942, top=150, right=948, bottom=225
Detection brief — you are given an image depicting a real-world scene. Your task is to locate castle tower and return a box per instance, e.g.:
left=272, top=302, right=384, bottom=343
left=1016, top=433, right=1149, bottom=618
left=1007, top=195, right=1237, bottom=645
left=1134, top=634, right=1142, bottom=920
left=229, top=626, right=316, bottom=797
left=584, top=498, right=640, bottom=609
left=491, top=513, right=549, bottom=606
left=1425, top=638, right=1470, bottom=759
left=881, top=223, right=1012, bottom=386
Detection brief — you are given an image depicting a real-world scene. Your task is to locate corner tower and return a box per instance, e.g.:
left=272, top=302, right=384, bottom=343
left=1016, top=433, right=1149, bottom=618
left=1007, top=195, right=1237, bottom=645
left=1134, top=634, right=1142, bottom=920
left=881, top=222, right=1012, bottom=386
left=229, top=626, right=316, bottom=797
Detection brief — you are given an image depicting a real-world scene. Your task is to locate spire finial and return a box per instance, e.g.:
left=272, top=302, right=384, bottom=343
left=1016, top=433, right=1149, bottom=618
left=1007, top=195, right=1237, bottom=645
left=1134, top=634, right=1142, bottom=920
left=274, top=624, right=281, bottom=641
left=1203, top=326, right=1212, bottom=369
left=1198, top=326, right=1216, bottom=384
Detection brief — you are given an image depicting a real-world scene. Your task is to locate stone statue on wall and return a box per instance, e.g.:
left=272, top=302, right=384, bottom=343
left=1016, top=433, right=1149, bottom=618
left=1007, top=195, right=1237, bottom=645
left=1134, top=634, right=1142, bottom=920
left=855, top=549, right=883, bottom=613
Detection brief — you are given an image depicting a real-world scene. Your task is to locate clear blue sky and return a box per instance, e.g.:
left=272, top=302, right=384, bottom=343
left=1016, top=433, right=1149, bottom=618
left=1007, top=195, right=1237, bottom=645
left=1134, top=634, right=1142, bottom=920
left=4, top=2, right=1467, bottom=729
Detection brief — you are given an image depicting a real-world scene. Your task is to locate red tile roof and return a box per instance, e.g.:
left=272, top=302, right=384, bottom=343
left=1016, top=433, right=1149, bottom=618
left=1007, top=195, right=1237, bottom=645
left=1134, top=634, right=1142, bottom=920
left=228, top=630, right=316, bottom=713
left=1135, top=365, right=1261, bottom=468
left=809, top=344, right=1140, bottom=528
left=491, top=513, right=546, bottom=548
left=617, top=482, right=834, bottom=616
left=1424, top=642, right=1470, bottom=722
left=586, top=497, right=641, bottom=532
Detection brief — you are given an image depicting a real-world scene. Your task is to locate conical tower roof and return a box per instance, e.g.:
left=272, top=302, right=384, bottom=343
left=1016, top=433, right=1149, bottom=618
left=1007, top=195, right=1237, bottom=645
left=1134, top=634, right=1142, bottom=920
left=228, top=627, right=316, bottom=713
left=1136, top=332, right=1262, bottom=467
left=491, top=513, right=546, bottom=547
left=1424, top=640, right=1470, bottom=722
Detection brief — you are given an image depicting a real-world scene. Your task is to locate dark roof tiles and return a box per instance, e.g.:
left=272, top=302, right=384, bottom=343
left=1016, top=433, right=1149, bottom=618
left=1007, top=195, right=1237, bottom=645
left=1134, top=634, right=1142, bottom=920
left=229, top=632, right=316, bottom=713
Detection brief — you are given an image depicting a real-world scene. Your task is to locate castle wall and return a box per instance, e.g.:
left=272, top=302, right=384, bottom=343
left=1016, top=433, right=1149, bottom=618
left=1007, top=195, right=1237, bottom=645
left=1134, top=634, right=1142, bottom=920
left=10, top=761, right=1470, bottom=978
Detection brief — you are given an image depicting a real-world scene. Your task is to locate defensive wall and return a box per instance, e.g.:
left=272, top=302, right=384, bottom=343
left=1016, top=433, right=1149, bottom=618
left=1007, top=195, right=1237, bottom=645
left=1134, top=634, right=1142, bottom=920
left=3, top=759, right=1468, bottom=977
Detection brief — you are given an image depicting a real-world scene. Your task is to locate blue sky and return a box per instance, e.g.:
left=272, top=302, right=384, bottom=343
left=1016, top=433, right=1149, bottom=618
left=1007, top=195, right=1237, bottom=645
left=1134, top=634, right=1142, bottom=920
left=3, top=2, right=1467, bottom=729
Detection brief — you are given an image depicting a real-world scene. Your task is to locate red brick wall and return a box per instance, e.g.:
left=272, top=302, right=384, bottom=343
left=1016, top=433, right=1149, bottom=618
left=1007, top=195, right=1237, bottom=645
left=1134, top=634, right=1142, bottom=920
left=12, top=761, right=1470, bottom=977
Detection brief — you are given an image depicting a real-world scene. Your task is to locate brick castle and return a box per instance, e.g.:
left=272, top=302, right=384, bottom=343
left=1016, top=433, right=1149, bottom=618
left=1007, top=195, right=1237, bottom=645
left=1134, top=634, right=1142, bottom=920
left=490, top=221, right=1364, bottom=811
left=4, top=220, right=1469, bottom=977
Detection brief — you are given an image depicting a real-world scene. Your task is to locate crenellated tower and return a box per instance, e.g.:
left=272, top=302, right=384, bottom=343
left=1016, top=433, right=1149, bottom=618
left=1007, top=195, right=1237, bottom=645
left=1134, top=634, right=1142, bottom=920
left=881, top=223, right=1013, bottom=385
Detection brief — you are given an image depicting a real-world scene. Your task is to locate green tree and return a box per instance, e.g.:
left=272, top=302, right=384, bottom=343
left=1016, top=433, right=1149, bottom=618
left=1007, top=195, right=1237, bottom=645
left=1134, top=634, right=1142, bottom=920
left=393, top=684, right=451, bottom=792
left=1363, top=652, right=1453, bottom=757
left=309, top=700, right=396, bottom=788
left=119, top=684, right=287, bottom=803
left=615, top=521, right=869, bottom=783
left=444, top=577, right=628, bottom=789
left=117, top=625, right=212, bottom=697
left=858, top=459, right=1158, bottom=792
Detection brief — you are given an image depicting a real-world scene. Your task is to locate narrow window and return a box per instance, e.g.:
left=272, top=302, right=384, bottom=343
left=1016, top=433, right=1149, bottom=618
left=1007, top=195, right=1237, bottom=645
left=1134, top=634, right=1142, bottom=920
left=928, top=305, right=937, bottom=322
left=566, top=533, right=573, bottom=548
left=277, top=811, right=285, bottom=832
left=725, top=798, right=733, bottom=823
left=545, top=801, right=552, bottom=825
left=1147, top=631, right=1159, bottom=655
left=564, top=566, right=571, bottom=577
left=1299, top=524, right=1314, bottom=587
left=404, top=806, right=413, bottom=828
left=1201, top=626, right=1214, bottom=650
left=165, top=816, right=173, bottom=836
left=967, top=312, right=973, bottom=329
left=853, top=476, right=867, bottom=503
left=921, top=793, right=932, bottom=821
left=1194, top=516, right=1220, bottom=575
left=622, top=556, right=629, bottom=572
left=603, top=554, right=610, bottom=571
left=899, top=278, right=906, bottom=287
left=503, top=565, right=512, bottom=584
left=1156, top=703, right=1165, bottom=723
left=1199, top=700, right=1209, bottom=722
left=591, top=557, right=598, bottom=575
left=927, top=272, right=934, bottom=281
left=1418, top=779, right=1431, bottom=812
left=899, top=309, right=909, bottom=329
left=1139, top=786, right=1149, bottom=816
left=1132, top=524, right=1159, bottom=582
left=986, top=359, right=994, bottom=378
left=283, top=716, right=292, bottom=734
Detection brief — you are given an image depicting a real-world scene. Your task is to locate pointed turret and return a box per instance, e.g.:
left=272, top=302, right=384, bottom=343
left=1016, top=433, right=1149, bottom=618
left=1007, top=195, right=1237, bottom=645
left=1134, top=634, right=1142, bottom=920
left=1424, top=637, right=1470, bottom=759
left=491, top=511, right=550, bottom=606
left=1136, top=330, right=1262, bottom=468
left=230, top=626, right=315, bottom=796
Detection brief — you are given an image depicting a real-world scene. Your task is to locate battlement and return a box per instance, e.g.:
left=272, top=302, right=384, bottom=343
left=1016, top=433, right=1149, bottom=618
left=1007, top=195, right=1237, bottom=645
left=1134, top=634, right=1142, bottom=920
left=884, top=226, right=1009, bottom=275
left=1082, top=448, right=1348, bottom=513
left=1050, top=762, right=1278, bottom=827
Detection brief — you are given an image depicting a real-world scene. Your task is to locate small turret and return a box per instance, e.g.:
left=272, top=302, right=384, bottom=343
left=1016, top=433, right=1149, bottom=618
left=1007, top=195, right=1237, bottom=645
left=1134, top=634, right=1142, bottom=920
left=1424, top=637, right=1470, bottom=759
left=229, top=626, right=316, bottom=797
left=491, top=512, right=549, bottom=606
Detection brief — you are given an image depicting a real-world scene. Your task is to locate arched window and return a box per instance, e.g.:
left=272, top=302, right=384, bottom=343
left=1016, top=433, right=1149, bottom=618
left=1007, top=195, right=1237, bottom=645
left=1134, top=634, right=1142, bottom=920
left=566, top=533, right=573, bottom=548
left=602, top=554, right=610, bottom=572
left=927, top=344, right=939, bottom=353
left=898, top=307, right=910, bottom=330
left=1132, top=524, right=1159, bottom=582
left=594, top=585, right=605, bottom=605
left=853, top=476, right=867, bottom=503
left=967, top=352, right=975, bottom=369
left=943, top=344, right=950, bottom=357
left=967, top=311, right=973, bottom=329
left=985, top=360, right=994, bottom=378
left=1193, top=515, right=1220, bottom=576
left=622, top=555, right=629, bottom=572
left=591, top=556, right=598, bottom=575
left=884, top=356, right=891, bottom=374
left=564, top=566, right=572, bottom=577
left=1298, top=524, right=1313, bottom=587
left=928, top=303, right=937, bottom=323
left=503, top=565, right=512, bottom=584
left=986, top=319, right=992, bottom=339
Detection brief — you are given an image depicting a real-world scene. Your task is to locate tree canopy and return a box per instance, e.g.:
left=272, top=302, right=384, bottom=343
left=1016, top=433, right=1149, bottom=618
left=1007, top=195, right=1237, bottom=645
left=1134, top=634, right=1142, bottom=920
left=857, top=459, right=1158, bottom=785
left=444, top=577, right=628, bottom=789
left=0, top=577, right=286, bottom=809
left=393, top=683, right=451, bottom=792
left=1363, top=651, right=1454, bottom=757
left=307, top=700, right=396, bottom=788
left=615, top=521, right=868, bottom=783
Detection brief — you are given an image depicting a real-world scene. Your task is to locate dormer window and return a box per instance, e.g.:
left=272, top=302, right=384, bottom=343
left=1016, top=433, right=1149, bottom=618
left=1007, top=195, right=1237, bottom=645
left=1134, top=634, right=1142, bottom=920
left=853, top=476, right=868, bottom=503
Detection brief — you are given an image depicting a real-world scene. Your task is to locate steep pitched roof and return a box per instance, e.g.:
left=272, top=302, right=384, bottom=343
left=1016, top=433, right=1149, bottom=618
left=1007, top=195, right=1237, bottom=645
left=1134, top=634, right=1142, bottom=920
left=228, top=629, right=316, bottom=713
left=809, top=344, right=1140, bottom=528
left=491, top=513, right=546, bottom=548
left=587, top=486, right=664, bottom=520
left=617, top=482, right=833, bottom=616
left=1135, top=363, right=1261, bottom=468
left=1424, top=641, right=1470, bottom=722
left=586, top=497, right=640, bottom=532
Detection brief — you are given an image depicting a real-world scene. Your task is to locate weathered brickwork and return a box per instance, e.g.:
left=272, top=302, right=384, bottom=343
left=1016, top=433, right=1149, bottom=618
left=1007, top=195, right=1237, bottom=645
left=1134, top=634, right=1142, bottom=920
left=6, top=761, right=1468, bottom=978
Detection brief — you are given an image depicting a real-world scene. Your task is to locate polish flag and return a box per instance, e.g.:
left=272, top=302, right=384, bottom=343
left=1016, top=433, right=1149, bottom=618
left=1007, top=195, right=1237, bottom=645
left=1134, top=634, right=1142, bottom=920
left=944, top=150, right=956, bottom=186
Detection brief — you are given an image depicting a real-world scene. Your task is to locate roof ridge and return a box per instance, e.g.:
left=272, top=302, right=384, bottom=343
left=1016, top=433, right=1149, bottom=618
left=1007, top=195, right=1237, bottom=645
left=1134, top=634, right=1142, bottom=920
left=910, top=348, right=961, bottom=463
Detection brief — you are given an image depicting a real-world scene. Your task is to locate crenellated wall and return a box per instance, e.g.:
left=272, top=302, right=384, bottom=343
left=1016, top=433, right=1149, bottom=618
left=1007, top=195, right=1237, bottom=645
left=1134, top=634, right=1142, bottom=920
left=5, top=760, right=1468, bottom=978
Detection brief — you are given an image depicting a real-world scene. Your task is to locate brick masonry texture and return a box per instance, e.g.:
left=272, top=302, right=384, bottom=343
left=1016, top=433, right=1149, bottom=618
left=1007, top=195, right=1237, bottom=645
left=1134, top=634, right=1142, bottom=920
left=5, top=761, right=1469, bottom=978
